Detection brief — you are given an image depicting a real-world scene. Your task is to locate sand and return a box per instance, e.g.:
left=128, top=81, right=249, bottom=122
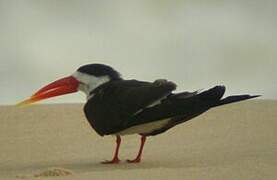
left=0, top=100, right=276, bottom=180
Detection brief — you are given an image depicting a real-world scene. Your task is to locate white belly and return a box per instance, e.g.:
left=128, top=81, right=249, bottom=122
left=117, top=119, right=170, bottom=135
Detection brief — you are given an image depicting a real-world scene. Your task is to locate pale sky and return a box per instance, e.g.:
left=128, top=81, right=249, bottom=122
left=0, top=0, right=276, bottom=105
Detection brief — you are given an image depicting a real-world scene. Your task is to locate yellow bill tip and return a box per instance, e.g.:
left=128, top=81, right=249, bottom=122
left=16, top=98, right=36, bottom=107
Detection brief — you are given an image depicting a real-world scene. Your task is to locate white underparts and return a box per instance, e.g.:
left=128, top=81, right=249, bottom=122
left=72, top=71, right=110, bottom=99
left=117, top=118, right=170, bottom=135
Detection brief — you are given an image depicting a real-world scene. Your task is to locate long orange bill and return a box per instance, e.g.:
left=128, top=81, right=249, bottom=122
left=17, top=76, right=79, bottom=107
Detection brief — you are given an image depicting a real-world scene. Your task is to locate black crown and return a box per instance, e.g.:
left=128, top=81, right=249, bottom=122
left=77, top=64, right=121, bottom=80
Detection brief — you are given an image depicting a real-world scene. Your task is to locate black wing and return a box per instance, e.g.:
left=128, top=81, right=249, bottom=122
left=84, top=79, right=176, bottom=136
left=130, top=86, right=258, bottom=136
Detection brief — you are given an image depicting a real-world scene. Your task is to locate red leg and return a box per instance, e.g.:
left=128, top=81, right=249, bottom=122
left=127, top=136, right=147, bottom=163
left=102, top=135, right=121, bottom=164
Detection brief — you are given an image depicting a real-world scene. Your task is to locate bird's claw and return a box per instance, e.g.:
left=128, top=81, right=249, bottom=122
left=126, top=158, right=141, bottom=163
left=101, top=158, right=121, bottom=164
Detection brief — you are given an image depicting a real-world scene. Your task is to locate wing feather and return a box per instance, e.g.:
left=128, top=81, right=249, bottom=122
left=84, top=79, right=176, bottom=135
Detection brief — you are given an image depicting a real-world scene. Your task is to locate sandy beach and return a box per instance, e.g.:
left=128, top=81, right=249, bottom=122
left=0, top=100, right=276, bottom=179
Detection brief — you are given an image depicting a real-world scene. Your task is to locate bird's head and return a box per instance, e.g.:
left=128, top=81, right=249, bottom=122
left=17, top=64, right=121, bottom=106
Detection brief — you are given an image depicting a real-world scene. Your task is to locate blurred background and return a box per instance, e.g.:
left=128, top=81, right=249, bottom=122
left=0, top=0, right=276, bottom=105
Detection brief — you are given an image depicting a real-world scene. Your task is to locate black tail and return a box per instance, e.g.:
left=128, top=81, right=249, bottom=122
left=199, top=85, right=260, bottom=108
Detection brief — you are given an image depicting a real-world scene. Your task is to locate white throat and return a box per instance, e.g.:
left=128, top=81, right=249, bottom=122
left=72, top=71, right=110, bottom=99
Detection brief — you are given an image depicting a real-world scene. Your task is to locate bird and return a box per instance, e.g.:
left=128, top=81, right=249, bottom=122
left=17, top=63, right=260, bottom=164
